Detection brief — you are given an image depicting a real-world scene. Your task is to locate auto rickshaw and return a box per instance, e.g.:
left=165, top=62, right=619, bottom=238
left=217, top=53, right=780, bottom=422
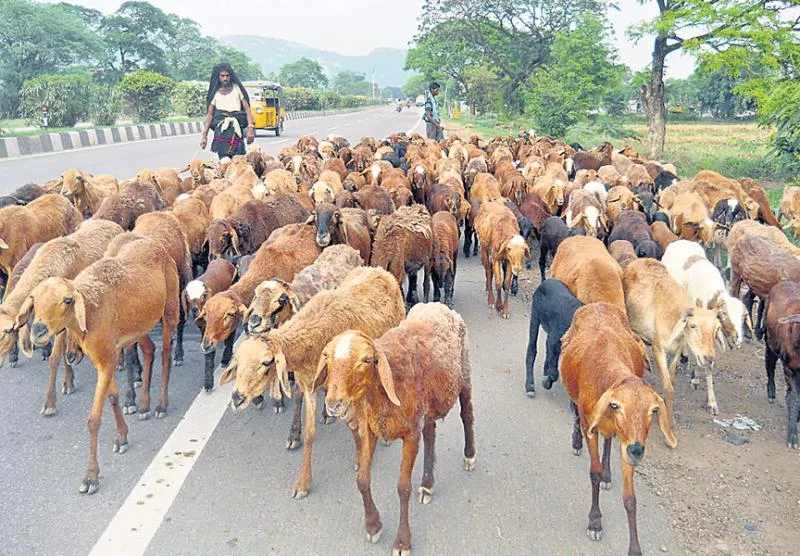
left=243, top=80, right=286, bottom=136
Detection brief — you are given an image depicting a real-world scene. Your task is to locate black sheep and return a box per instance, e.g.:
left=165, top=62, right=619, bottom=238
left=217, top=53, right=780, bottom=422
left=711, top=198, right=747, bottom=230
left=0, top=183, right=47, bottom=208
left=651, top=211, right=671, bottom=226
left=538, top=216, right=585, bottom=281
left=654, top=170, right=679, bottom=193
left=525, top=279, right=583, bottom=395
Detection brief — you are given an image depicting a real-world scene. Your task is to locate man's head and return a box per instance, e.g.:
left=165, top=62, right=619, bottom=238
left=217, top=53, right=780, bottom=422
left=429, top=82, right=441, bottom=96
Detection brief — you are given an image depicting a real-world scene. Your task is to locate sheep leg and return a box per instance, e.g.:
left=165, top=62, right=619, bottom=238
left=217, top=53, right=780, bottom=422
left=705, top=364, right=719, bottom=415
left=524, top=316, right=539, bottom=395
left=355, top=430, right=383, bottom=542
left=462, top=222, right=472, bottom=258
left=137, top=335, right=156, bottom=421
left=221, top=333, right=235, bottom=367
left=600, top=436, right=612, bottom=490
left=7, top=341, right=18, bottom=367
left=406, top=271, right=419, bottom=307
left=445, top=269, right=455, bottom=309
left=393, top=433, right=420, bottom=556
left=173, top=301, right=185, bottom=367
left=481, top=247, right=494, bottom=307
left=422, top=263, right=431, bottom=305
left=571, top=401, right=583, bottom=455
left=585, top=430, right=604, bottom=541
left=41, top=338, right=53, bottom=361
left=203, top=350, right=216, bottom=393
left=543, top=332, right=562, bottom=390
left=122, top=346, right=139, bottom=414
left=418, top=420, right=436, bottom=504
left=61, top=340, right=75, bottom=396
left=654, top=345, right=677, bottom=440
left=621, top=460, right=642, bottom=556
left=492, top=259, right=504, bottom=314
left=459, top=387, right=476, bottom=470
left=431, top=269, right=441, bottom=303
left=472, top=234, right=479, bottom=257
left=155, top=316, right=176, bottom=419
left=786, top=372, right=799, bottom=449
left=81, top=364, right=113, bottom=495
left=539, top=245, right=548, bottom=282
left=292, top=389, right=316, bottom=499
left=755, top=299, right=765, bottom=341
left=287, top=392, right=303, bottom=450
left=108, top=376, right=129, bottom=455
left=42, top=333, right=67, bottom=416
left=765, top=344, right=778, bottom=403
left=501, top=259, right=512, bottom=318
left=128, top=346, right=143, bottom=386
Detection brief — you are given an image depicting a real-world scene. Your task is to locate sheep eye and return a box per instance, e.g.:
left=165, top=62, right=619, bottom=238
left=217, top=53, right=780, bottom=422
left=261, top=357, right=274, bottom=367
left=610, top=402, right=619, bottom=410
left=225, top=312, right=236, bottom=318
left=3, top=327, right=12, bottom=335
left=652, top=406, right=660, bottom=414
left=63, top=296, right=73, bottom=305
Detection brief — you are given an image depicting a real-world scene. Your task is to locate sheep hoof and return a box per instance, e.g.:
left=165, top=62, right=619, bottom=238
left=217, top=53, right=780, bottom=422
left=690, top=377, right=700, bottom=389
left=173, top=358, right=183, bottom=368
left=286, top=438, right=302, bottom=450
left=768, top=396, right=776, bottom=404
left=113, top=439, right=128, bottom=454
left=291, top=488, right=308, bottom=500
left=418, top=486, right=433, bottom=504
left=204, top=384, right=214, bottom=393
left=138, top=409, right=150, bottom=421
left=526, top=388, right=536, bottom=398
left=502, top=313, right=510, bottom=320
left=274, top=405, right=285, bottom=414
left=133, top=380, right=143, bottom=388
left=586, top=527, right=603, bottom=541
left=706, top=404, right=718, bottom=416
left=463, top=456, right=476, bottom=471
left=123, top=403, right=137, bottom=415
left=380, top=438, right=392, bottom=447
left=542, top=376, right=555, bottom=390
left=8, top=360, right=16, bottom=368
left=601, top=481, right=611, bottom=491
left=41, top=405, right=56, bottom=417
left=392, top=547, right=411, bottom=556
left=320, top=414, right=337, bottom=425
left=154, top=407, right=167, bottom=419
left=79, top=478, right=99, bottom=495
left=573, top=448, right=582, bottom=456
left=366, top=527, right=382, bottom=544
left=62, top=384, right=75, bottom=395
left=252, top=396, right=264, bottom=410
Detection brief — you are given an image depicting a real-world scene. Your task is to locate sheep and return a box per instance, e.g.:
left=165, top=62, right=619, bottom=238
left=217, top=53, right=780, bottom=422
left=650, top=221, right=679, bottom=251
left=17, top=235, right=180, bottom=494
left=219, top=266, right=406, bottom=499
left=518, top=192, right=552, bottom=238
left=185, top=259, right=237, bottom=323
left=608, top=240, right=638, bottom=269
left=763, top=281, right=800, bottom=448
left=171, top=197, right=211, bottom=277
left=262, top=169, right=298, bottom=196
left=597, top=165, right=624, bottom=187
left=0, top=183, right=48, bottom=208
left=583, top=180, right=609, bottom=206
left=525, top=279, right=583, bottom=395
left=564, top=189, right=608, bottom=238
left=606, top=186, right=639, bottom=223
left=475, top=201, right=529, bottom=318
left=778, top=186, right=800, bottom=237
left=607, top=210, right=662, bottom=260
left=199, top=224, right=322, bottom=392
left=464, top=157, right=488, bottom=191
left=2, top=242, right=45, bottom=367
left=738, top=177, right=779, bottom=227
left=727, top=219, right=800, bottom=258
left=307, top=203, right=372, bottom=263
left=624, top=258, right=727, bottom=420
left=537, top=216, right=586, bottom=281
left=58, top=168, right=118, bottom=217
left=470, top=172, right=503, bottom=205
left=571, top=141, right=613, bottom=171
left=430, top=211, right=459, bottom=308
left=0, top=219, right=123, bottom=414
left=136, top=167, right=181, bottom=193
left=560, top=302, right=676, bottom=556
left=343, top=171, right=367, bottom=192
left=0, top=194, right=82, bottom=291
left=244, top=245, right=363, bottom=335
left=318, top=303, right=475, bottom=554
left=531, top=175, right=567, bottom=215
left=206, top=196, right=309, bottom=261
left=179, top=158, right=216, bottom=188
left=208, top=185, right=254, bottom=220
left=92, top=180, right=165, bottom=231
left=668, top=191, right=715, bottom=246
left=370, top=204, right=433, bottom=307
left=551, top=236, right=625, bottom=309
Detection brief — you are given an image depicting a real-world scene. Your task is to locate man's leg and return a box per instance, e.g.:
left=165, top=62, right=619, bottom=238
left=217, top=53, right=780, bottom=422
left=426, top=122, right=437, bottom=140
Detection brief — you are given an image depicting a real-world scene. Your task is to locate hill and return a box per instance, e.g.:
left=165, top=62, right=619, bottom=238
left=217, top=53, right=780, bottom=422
left=220, top=35, right=414, bottom=87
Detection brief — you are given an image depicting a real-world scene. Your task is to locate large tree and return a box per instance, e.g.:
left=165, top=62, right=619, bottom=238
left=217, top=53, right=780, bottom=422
left=278, top=58, right=328, bottom=89
left=332, top=71, right=371, bottom=96
left=100, top=1, right=175, bottom=77
left=631, top=0, right=800, bottom=159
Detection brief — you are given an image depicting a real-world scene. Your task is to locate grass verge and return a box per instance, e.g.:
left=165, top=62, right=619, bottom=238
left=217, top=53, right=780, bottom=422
left=0, top=116, right=202, bottom=138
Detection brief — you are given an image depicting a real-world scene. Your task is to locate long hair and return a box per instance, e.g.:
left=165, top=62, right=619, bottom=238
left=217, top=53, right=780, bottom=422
left=206, top=62, right=250, bottom=108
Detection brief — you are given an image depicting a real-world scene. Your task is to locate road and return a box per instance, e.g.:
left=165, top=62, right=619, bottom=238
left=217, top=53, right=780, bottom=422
left=0, top=106, right=677, bottom=555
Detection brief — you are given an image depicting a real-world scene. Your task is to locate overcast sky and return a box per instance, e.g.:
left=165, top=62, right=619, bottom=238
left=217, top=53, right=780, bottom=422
left=41, top=0, right=697, bottom=78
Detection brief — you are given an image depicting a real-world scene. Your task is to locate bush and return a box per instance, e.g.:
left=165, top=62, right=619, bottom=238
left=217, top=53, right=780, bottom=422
left=89, top=85, right=123, bottom=126
left=284, top=87, right=320, bottom=110
left=119, top=70, right=175, bottom=123
left=19, top=74, right=92, bottom=127
left=172, top=81, right=207, bottom=118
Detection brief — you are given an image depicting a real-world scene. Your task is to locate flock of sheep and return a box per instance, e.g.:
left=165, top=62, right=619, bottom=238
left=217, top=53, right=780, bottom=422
left=0, top=128, right=797, bottom=556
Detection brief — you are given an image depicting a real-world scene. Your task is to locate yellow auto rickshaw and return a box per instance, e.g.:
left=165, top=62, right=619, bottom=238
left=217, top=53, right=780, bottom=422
left=244, top=80, right=286, bottom=136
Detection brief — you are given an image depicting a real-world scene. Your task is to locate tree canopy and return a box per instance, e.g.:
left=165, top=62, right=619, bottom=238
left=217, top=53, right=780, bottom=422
left=332, top=71, right=372, bottom=96
left=278, top=58, right=329, bottom=89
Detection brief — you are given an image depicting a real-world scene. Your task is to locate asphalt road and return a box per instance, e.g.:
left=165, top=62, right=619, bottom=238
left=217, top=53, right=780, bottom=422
left=0, top=107, right=677, bottom=556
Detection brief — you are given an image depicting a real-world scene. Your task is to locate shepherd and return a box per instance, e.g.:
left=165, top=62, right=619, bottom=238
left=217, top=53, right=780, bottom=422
left=200, top=62, right=255, bottom=158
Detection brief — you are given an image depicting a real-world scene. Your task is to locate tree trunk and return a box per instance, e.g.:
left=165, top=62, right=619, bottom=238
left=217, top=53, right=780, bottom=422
left=642, top=36, right=668, bottom=160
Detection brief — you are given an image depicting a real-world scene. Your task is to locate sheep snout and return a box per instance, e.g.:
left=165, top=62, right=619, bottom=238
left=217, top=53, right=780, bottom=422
left=624, top=442, right=645, bottom=466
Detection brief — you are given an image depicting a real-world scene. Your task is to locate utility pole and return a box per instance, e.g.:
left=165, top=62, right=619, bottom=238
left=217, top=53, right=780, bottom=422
left=371, top=67, right=376, bottom=101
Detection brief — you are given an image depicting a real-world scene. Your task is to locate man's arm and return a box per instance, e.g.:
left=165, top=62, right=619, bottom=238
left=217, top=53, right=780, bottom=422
left=200, top=103, right=214, bottom=149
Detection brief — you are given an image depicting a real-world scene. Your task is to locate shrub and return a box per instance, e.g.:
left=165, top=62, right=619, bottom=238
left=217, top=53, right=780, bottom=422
left=172, top=81, right=207, bottom=118
left=89, top=85, right=123, bottom=126
left=284, top=87, right=320, bottom=110
left=19, top=74, right=92, bottom=127
left=119, top=70, right=175, bottom=123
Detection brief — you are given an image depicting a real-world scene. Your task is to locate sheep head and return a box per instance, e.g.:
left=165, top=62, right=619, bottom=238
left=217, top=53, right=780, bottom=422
left=184, top=280, right=209, bottom=321
left=0, top=306, right=19, bottom=367
left=319, top=330, right=401, bottom=427
left=310, top=203, right=338, bottom=247
left=309, top=181, right=335, bottom=206
left=206, top=220, right=240, bottom=260
left=244, top=279, right=300, bottom=335
left=671, top=304, right=726, bottom=369
left=500, top=235, right=530, bottom=277
left=219, top=334, right=292, bottom=411
left=16, top=277, right=86, bottom=357
left=587, top=376, right=676, bottom=461
left=199, top=292, right=246, bottom=353
left=60, top=168, right=86, bottom=196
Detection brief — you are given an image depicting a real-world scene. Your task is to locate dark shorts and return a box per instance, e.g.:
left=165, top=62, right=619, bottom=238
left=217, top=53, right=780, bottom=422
left=426, top=122, right=444, bottom=141
left=211, top=109, right=248, bottom=158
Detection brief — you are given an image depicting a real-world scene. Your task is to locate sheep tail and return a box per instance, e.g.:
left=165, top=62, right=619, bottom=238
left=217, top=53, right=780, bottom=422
left=458, top=315, right=473, bottom=387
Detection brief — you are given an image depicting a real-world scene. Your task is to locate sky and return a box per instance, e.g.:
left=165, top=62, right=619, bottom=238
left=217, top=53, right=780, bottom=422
left=40, top=0, right=697, bottom=78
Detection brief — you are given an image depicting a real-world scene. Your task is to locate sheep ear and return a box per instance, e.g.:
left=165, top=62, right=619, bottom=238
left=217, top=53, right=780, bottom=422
left=230, top=228, right=241, bottom=256
left=655, top=393, right=677, bottom=448
left=73, top=291, right=87, bottom=332
left=680, top=307, right=694, bottom=322
left=219, top=359, right=237, bottom=385
left=312, top=351, right=328, bottom=390
left=745, top=311, right=755, bottom=339
left=196, top=305, right=208, bottom=322
left=240, top=305, right=252, bottom=326
left=15, top=295, right=34, bottom=358
left=587, top=386, right=616, bottom=436
left=178, top=163, right=189, bottom=173
left=304, top=213, right=316, bottom=225
left=272, top=350, right=292, bottom=399
left=375, top=349, right=400, bottom=406
left=286, top=290, right=301, bottom=313
left=0, top=237, right=7, bottom=249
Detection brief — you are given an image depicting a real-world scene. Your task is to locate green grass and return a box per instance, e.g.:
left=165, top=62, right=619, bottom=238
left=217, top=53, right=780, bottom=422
left=0, top=115, right=203, bottom=138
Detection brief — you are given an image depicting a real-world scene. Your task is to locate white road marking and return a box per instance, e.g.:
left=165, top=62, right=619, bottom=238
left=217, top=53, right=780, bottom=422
left=343, top=123, right=352, bottom=127
left=406, top=115, right=422, bottom=136
left=327, top=126, right=338, bottom=131
left=88, top=337, right=244, bottom=556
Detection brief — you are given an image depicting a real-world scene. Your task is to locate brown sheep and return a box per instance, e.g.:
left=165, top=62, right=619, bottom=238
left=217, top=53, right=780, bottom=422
left=92, top=180, right=165, bottom=231
left=470, top=173, right=502, bottom=205
left=322, top=157, right=348, bottom=181
left=208, top=185, right=254, bottom=220
left=191, top=184, right=219, bottom=211
left=352, top=186, right=394, bottom=214
left=179, top=158, right=216, bottom=188
left=370, top=204, right=433, bottom=307
left=429, top=211, right=459, bottom=308
left=669, top=191, right=715, bottom=245
left=560, top=302, right=675, bottom=556
left=0, top=194, right=82, bottom=286
left=727, top=219, right=800, bottom=257
left=308, top=203, right=372, bottom=263
left=219, top=266, right=405, bottom=499
left=464, top=157, right=488, bottom=190
left=778, top=186, right=800, bottom=238
left=171, top=197, right=212, bottom=277
left=518, top=192, right=552, bottom=235
left=564, top=190, right=607, bottom=238
left=184, top=258, right=237, bottom=325
left=17, top=236, right=180, bottom=494
left=739, top=177, right=779, bottom=227
left=343, top=171, right=367, bottom=192
left=571, top=142, right=613, bottom=171
left=58, top=169, right=118, bottom=217
left=0, top=220, right=123, bottom=415
left=319, top=303, right=476, bottom=554
left=624, top=258, right=727, bottom=421
left=650, top=221, right=679, bottom=251
left=608, top=240, right=637, bottom=269
left=198, top=224, right=322, bottom=392
left=136, top=167, right=181, bottom=193
left=244, top=244, right=363, bottom=335
left=551, top=236, right=625, bottom=309
left=606, top=186, right=639, bottom=223
left=406, top=162, right=434, bottom=205
left=475, top=201, right=529, bottom=318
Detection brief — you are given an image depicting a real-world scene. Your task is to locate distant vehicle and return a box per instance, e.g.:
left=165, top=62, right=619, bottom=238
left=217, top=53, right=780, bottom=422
left=415, top=95, right=426, bottom=107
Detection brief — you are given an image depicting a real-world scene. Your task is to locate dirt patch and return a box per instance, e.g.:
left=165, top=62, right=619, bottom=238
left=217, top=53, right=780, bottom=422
left=515, top=250, right=799, bottom=556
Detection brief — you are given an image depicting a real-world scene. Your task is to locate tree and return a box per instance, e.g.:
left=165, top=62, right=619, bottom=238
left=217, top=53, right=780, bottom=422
left=630, top=0, right=800, bottom=158
left=118, top=70, right=175, bottom=122
left=278, top=58, right=328, bottom=89
left=381, top=86, right=405, bottom=100
left=402, top=74, right=429, bottom=98
left=100, top=1, right=175, bottom=78
left=332, top=71, right=371, bottom=96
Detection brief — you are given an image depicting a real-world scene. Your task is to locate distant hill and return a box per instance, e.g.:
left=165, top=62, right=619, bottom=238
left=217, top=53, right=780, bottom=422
left=221, top=35, right=415, bottom=88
